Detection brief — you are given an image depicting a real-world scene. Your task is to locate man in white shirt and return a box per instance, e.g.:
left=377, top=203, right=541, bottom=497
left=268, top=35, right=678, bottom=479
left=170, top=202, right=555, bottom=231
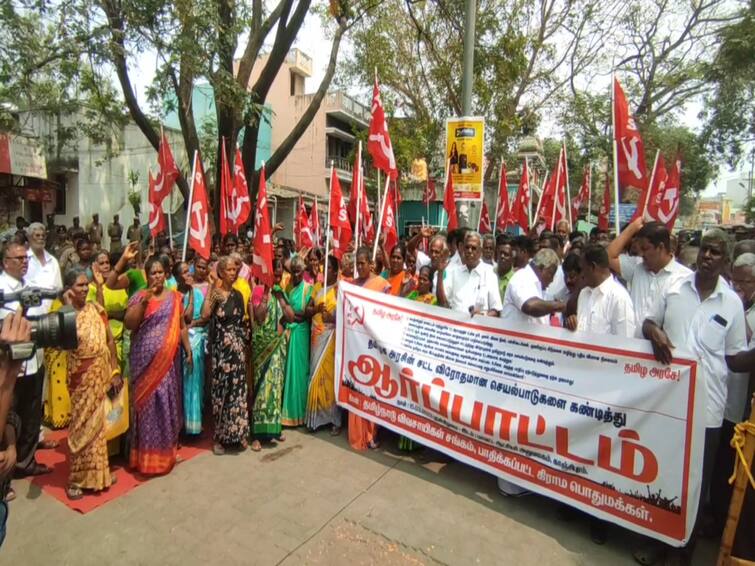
left=642, top=229, right=752, bottom=561
left=570, top=244, right=636, bottom=338
left=501, top=248, right=565, bottom=325
left=607, top=219, right=691, bottom=334
left=0, top=241, right=52, bottom=477
left=498, top=247, right=565, bottom=497
left=446, top=228, right=469, bottom=269
left=437, top=231, right=501, bottom=316
left=25, top=223, right=62, bottom=313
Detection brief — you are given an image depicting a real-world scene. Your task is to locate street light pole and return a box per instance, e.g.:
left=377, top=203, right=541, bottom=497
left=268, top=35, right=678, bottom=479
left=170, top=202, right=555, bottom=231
left=461, top=0, right=476, bottom=115
left=461, top=0, right=478, bottom=229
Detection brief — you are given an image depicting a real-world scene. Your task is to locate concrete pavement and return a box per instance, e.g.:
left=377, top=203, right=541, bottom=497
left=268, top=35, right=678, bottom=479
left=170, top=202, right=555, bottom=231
left=2, top=430, right=717, bottom=565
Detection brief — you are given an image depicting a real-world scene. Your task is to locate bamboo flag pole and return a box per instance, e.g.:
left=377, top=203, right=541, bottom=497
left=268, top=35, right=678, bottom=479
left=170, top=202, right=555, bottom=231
left=550, top=147, right=562, bottom=231
left=323, top=162, right=334, bottom=296
left=563, top=143, right=573, bottom=231
left=354, top=141, right=363, bottom=274
left=371, top=175, right=391, bottom=262
left=493, top=158, right=503, bottom=235
left=611, top=74, right=621, bottom=237
left=643, top=149, right=661, bottom=221
left=182, top=150, right=198, bottom=261
left=586, top=162, right=593, bottom=226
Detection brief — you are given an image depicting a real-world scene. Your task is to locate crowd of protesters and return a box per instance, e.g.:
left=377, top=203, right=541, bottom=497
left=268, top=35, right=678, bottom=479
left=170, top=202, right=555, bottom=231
left=0, top=211, right=752, bottom=565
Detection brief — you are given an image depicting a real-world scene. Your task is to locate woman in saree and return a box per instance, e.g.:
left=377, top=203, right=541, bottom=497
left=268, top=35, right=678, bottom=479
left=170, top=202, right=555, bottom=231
left=349, top=247, right=390, bottom=451
left=405, top=266, right=438, bottom=306
left=304, top=247, right=323, bottom=285
left=174, top=262, right=206, bottom=436
left=124, top=257, right=191, bottom=475
left=281, top=256, right=314, bottom=427
left=250, top=260, right=294, bottom=451
left=202, top=256, right=250, bottom=455
left=88, top=251, right=129, bottom=365
left=305, top=255, right=341, bottom=434
left=381, top=242, right=412, bottom=297
left=192, top=257, right=210, bottom=300
left=62, top=268, right=121, bottom=499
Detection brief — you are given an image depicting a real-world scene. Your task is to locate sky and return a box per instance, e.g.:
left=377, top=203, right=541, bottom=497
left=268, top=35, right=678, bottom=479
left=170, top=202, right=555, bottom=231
left=127, top=8, right=751, bottom=197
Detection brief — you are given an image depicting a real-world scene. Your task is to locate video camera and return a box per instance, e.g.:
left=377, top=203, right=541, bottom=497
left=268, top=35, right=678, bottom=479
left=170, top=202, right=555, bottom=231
left=0, top=288, right=78, bottom=360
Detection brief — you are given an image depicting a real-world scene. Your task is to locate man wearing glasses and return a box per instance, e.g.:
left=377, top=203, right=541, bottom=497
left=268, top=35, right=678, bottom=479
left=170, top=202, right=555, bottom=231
left=0, top=240, right=53, bottom=477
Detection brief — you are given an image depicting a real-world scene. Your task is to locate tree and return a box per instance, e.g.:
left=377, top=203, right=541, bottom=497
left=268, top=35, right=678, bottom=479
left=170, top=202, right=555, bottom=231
left=700, top=2, right=755, bottom=168
left=341, top=0, right=619, bottom=177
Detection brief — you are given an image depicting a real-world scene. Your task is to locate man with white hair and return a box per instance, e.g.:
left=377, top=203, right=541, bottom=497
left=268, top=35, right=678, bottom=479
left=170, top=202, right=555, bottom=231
left=437, top=231, right=501, bottom=316
left=25, top=223, right=62, bottom=314
left=497, top=248, right=565, bottom=496
left=502, top=248, right=565, bottom=325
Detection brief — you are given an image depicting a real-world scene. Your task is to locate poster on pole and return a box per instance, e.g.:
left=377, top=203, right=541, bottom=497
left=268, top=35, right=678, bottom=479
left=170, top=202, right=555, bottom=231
left=335, top=282, right=705, bottom=546
left=446, top=117, right=485, bottom=200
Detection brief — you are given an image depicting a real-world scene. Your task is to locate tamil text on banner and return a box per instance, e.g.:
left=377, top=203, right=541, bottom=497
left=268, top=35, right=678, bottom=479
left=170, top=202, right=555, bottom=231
left=446, top=117, right=484, bottom=200
left=334, top=282, right=705, bottom=546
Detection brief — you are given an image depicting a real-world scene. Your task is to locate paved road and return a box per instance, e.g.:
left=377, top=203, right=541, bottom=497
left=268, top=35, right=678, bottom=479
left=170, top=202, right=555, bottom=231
left=3, top=430, right=717, bottom=565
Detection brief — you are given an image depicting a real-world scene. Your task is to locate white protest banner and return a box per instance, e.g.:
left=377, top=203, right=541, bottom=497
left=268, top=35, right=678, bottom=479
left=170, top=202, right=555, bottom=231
left=334, top=282, right=705, bottom=546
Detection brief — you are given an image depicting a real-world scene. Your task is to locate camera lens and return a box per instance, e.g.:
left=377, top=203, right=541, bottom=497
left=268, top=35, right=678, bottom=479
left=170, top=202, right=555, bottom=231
left=29, top=307, right=78, bottom=350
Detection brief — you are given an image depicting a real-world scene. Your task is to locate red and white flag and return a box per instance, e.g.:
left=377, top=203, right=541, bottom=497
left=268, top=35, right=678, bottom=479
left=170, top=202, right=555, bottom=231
left=510, top=159, right=531, bottom=231
left=598, top=174, right=612, bottom=231
left=328, top=168, right=352, bottom=259
left=251, top=165, right=274, bottom=287
left=644, top=154, right=668, bottom=223
left=148, top=170, right=165, bottom=237
left=443, top=168, right=458, bottom=232
left=154, top=130, right=180, bottom=207
left=230, top=147, right=252, bottom=228
left=219, top=140, right=234, bottom=236
left=571, top=167, right=591, bottom=223
left=495, top=161, right=510, bottom=231
left=309, top=197, right=321, bottom=246
left=658, top=155, right=681, bottom=230
left=614, top=77, right=648, bottom=214
left=367, top=75, right=397, bottom=180
left=479, top=201, right=493, bottom=234
left=295, top=196, right=314, bottom=249
left=423, top=178, right=437, bottom=205
left=186, top=154, right=211, bottom=260
left=381, top=187, right=398, bottom=253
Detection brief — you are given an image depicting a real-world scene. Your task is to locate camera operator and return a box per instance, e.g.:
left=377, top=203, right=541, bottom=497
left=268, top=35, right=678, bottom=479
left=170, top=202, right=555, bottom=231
left=0, top=308, right=32, bottom=547
left=0, top=242, right=52, bottom=477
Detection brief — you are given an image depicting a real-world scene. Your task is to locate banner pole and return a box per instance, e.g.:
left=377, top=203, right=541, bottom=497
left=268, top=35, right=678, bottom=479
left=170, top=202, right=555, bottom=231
left=182, top=150, right=198, bottom=262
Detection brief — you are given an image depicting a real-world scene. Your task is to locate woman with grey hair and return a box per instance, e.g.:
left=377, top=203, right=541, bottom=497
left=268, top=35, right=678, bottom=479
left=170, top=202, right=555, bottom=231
left=281, top=255, right=314, bottom=427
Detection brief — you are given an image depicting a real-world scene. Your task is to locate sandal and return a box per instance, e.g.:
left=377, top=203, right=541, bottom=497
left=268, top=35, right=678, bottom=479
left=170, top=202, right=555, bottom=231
left=212, top=443, right=225, bottom=456
left=276, top=434, right=286, bottom=443
left=110, top=473, right=118, bottom=486
left=14, top=462, right=52, bottom=478
left=4, top=487, right=15, bottom=503
left=66, top=485, right=83, bottom=501
left=250, top=440, right=262, bottom=452
left=368, top=440, right=381, bottom=450
left=330, top=426, right=342, bottom=436
left=38, top=439, right=60, bottom=450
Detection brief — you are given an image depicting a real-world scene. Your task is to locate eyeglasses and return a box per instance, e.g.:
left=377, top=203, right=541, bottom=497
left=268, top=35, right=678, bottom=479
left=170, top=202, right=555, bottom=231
left=5, top=256, right=29, bottom=262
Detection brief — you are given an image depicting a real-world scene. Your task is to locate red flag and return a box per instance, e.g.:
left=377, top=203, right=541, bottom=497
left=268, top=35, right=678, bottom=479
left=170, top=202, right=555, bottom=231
left=154, top=130, right=180, bottom=207
left=479, top=201, right=493, bottom=234
left=367, top=75, right=397, bottom=179
left=231, top=147, right=252, bottom=227
left=187, top=155, right=211, bottom=260
left=614, top=77, right=648, bottom=210
left=598, top=174, right=612, bottom=231
left=537, top=147, right=568, bottom=230
left=251, top=165, right=274, bottom=287
left=328, top=168, right=352, bottom=259
left=510, top=160, right=531, bottom=231
left=571, top=167, right=591, bottom=223
left=423, top=178, right=437, bottom=205
left=391, top=177, right=402, bottom=208
left=381, top=188, right=398, bottom=253
left=219, top=140, right=233, bottom=235
left=495, top=161, right=510, bottom=230
left=657, top=155, right=681, bottom=230
left=443, top=169, right=458, bottom=232
left=148, top=171, right=165, bottom=237
left=295, top=196, right=314, bottom=249
left=644, top=154, right=668, bottom=223
left=309, top=197, right=321, bottom=246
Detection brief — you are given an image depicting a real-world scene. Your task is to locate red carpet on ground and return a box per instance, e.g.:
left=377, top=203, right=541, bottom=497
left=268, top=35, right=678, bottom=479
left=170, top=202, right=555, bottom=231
left=25, top=429, right=211, bottom=514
